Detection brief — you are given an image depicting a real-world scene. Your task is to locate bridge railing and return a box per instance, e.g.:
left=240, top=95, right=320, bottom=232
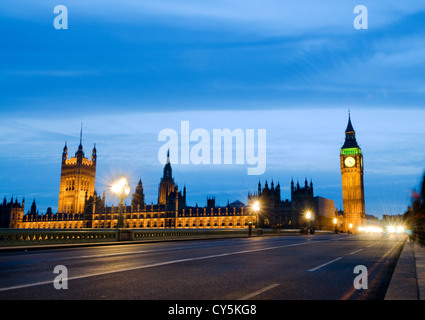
left=130, top=228, right=251, bottom=241
left=0, top=228, right=319, bottom=247
left=0, top=229, right=118, bottom=247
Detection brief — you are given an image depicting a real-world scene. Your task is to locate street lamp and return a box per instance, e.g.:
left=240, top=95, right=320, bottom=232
left=304, top=210, right=314, bottom=234
left=251, top=201, right=261, bottom=230
left=305, top=211, right=312, bottom=220
left=333, top=218, right=339, bottom=234
left=111, top=176, right=130, bottom=228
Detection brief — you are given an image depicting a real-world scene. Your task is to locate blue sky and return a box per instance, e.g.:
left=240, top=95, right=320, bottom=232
left=1, top=1, right=425, bottom=218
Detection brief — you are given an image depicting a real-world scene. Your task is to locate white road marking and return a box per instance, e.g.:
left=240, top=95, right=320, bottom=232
left=349, top=249, right=363, bottom=255
left=2, top=242, right=242, bottom=263
left=238, top=283, right=280, bottom=300
left=308, top=257, right=342, bottom=272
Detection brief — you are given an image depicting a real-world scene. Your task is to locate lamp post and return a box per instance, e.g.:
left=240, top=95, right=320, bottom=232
left=304, top=210, right=314, bottom=234
left=252, top=201, right=261, bottom=229
left=111, top=177, right=130, bottom=228
left=333, top=218, right=339, bottom=234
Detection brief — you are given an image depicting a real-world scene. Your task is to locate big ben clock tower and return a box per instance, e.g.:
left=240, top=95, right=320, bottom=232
left=340, top=113, right=366, bottom=232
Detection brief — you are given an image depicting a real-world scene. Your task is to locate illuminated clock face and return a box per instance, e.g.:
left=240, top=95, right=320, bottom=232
left=345, top=156, right=356, bottom=167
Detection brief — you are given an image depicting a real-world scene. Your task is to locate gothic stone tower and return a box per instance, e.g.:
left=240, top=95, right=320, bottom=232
left=0, top=197, right=24, bottom=228
left=58, top=128, right=97, bottom=214
left=158, top=150, right=175, bottom=206
left=291, top=178, right=314, bottom=227
left=132, top=178, right=145, bottom=210
left=340, top=114, right=366, bottom=232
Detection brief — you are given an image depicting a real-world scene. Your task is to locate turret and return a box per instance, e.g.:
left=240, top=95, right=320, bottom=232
left=132, top=178, right=145, bottom=208
left=92, top=144, right=97, bottom=163
left=62, top=142, right=68, bottom=163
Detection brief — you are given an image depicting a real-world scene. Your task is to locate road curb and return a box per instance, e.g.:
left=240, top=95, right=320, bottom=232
left=384, top=240, right=419, bottom=300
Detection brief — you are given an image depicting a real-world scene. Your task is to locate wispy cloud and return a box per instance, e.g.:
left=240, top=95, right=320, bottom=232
left=3, top=70, right=101, bottom=77
left=1, top=1, right=425, bottom=216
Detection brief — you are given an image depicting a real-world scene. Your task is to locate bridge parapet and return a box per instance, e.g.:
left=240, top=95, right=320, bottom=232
left=0, top=228, right=306, bottom=247
left=0, top=229, right=118, bottom=247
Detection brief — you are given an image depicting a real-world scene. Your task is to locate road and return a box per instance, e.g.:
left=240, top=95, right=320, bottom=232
left=0, top=233, right=405, bottom=300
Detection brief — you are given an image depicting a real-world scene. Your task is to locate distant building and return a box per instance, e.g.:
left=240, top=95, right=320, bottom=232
left=382, top=214, right=403, bottom=226
left=314, top=196, right=338, bottom=230
left=248, top=178, right=337, bottom=230
left=0, top=197, right=24, bottom=228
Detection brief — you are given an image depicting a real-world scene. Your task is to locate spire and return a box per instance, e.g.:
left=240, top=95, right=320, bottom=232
left=163, top=149, right=172, bottom=179
left=345, top=111, right=355, bottom=134
left=342, top=112, right=359, bottom=149
left=75, top=124, right=85, bottom=158
left=80, top=122, right=83, bottom=146
left=62, top=142, right=68, bottom=163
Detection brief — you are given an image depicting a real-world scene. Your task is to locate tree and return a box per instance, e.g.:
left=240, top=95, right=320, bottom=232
left=404, top=172, right=425, bottom=246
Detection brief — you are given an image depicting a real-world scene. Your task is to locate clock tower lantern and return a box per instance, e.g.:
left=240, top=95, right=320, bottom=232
left=340, top=113, right=366, bottom=232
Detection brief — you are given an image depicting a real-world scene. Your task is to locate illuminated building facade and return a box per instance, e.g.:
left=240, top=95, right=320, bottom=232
left=13, top=143, right=256, bottom=229
left=57, top=129, right=97, bottom=215
left=5, top=125, right=344, bottom=230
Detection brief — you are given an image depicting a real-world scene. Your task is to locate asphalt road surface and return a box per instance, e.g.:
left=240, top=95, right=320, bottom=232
left=0, top=233, right=405, bottom=300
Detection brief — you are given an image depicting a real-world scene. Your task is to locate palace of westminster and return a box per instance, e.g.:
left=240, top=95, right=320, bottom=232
left=0, top=116, right=366, bottom=232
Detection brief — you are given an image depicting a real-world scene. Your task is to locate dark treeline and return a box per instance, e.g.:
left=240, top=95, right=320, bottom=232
left=403, top=172, right=425, bottom=246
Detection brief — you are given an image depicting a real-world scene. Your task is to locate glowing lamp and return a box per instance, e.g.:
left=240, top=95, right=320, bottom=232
left=111, top=177, right=130, bottom=205
left=305, top=211, right=312, bottom=220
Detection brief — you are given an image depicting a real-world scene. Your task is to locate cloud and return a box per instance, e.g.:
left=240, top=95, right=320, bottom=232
left=1, top=1, right=425, bottom=216
left=3, top=70, right=101, bottom=77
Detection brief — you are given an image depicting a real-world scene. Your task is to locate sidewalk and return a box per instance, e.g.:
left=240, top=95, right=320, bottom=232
left=385, top=239, right=425, bottom=300
left=414, top=241, right=425, bottom=300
